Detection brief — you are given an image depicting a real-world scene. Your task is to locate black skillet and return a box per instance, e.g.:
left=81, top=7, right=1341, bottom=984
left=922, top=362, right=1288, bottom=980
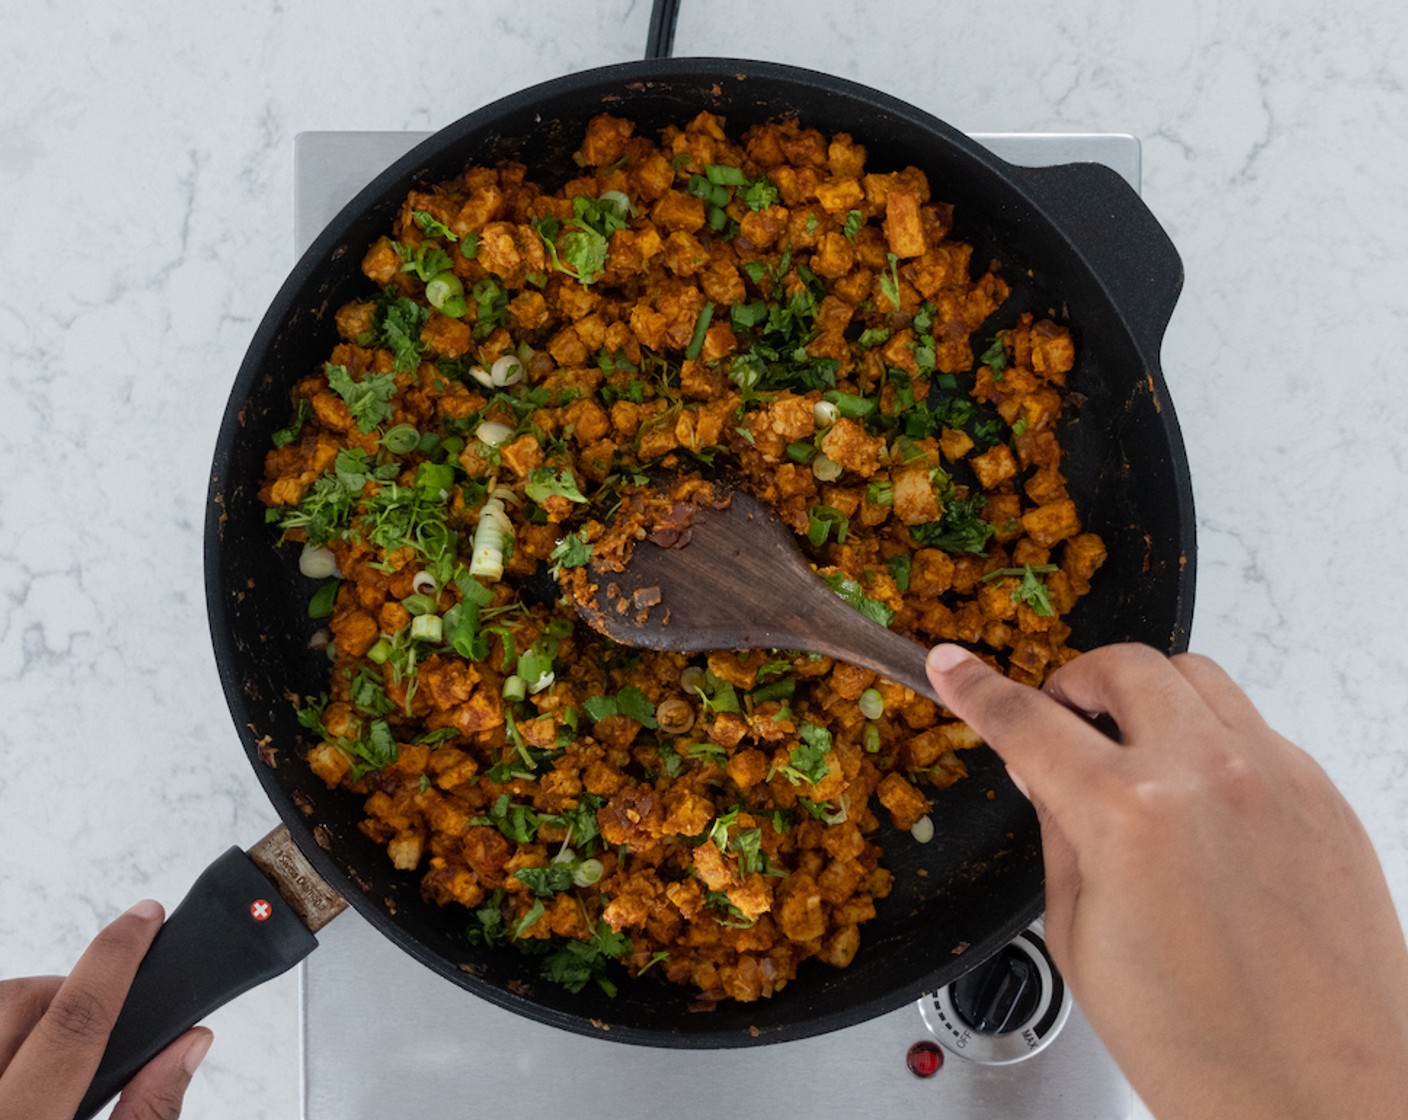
left=76, top=36, right=1194, bottom=1120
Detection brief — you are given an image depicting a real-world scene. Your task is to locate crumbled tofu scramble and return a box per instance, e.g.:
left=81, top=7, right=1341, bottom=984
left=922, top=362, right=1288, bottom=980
left=260, top=111, right=1106, bottom=1004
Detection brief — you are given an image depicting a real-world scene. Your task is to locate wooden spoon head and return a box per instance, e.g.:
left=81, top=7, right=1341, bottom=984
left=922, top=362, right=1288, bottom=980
left=569, top=484, right=826, bottom=655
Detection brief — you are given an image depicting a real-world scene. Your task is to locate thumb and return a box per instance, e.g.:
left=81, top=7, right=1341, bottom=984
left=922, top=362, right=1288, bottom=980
left=925, top=644, right=1110, bottom=815
left=107, top=1028, right=211, bottom=1120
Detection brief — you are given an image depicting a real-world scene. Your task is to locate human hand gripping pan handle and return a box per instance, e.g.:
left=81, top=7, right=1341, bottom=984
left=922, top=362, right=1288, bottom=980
left=71, top=828, right=344, bottom=1120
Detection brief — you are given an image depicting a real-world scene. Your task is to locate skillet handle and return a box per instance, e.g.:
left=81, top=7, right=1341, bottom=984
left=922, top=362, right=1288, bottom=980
left=75, top=847, right=318, bottom=1120
left=1013, top=162, right=1184, bottom=362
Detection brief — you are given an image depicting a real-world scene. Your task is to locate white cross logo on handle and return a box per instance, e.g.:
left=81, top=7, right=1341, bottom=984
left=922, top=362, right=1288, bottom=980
left=250, top=899, right=273, bottom=922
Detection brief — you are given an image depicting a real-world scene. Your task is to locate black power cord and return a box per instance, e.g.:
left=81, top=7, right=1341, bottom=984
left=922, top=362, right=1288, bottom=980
left=644, top=0, right=681, bottom=59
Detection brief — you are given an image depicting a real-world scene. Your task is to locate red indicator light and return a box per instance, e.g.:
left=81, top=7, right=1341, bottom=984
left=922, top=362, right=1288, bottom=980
left=906, top=1040, right=944, bottom=1078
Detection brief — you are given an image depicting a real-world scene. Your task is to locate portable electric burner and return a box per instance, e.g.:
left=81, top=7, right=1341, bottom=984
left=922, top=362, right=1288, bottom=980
left=292, top=128, right=1140, bottom=1120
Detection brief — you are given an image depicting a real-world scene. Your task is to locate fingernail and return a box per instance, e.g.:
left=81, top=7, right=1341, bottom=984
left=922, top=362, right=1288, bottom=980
left=927, top=644, right=969, bottom=673
left=1007, top=767, right=1031, bottom=800
left=183, top=1031, right=214, bottom=1076
left=124, top=899, right=164, bottom=923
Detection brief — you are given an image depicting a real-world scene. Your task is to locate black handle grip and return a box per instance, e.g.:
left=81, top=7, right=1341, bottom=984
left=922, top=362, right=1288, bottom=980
left=75, top=847, right=318, bottom=1120
left=644, top=0, right=681, bottom=59
left=1013, top=161, right=1184, bottom=363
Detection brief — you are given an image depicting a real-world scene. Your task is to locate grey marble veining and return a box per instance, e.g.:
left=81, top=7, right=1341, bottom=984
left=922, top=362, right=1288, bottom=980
left=2, top=2, right=1407, bottom=1118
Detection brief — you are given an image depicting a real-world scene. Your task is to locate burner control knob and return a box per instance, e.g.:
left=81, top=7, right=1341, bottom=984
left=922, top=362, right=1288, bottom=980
left=948, top=944, right=1042, bottom=1034
left=916, top=920, right=1072, bottom=1065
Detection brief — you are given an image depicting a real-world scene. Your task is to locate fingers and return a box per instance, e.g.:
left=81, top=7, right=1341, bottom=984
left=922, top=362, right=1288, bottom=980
left=0, top=900, right=164, bottom=1120
left=1042, top=643, right=1209, bottom=741
left=0, top=977, right=64, bottom=1070
left=109, top=1028, right=212, bottom=1120
left=926, top=644, right=1114, bottom=819
left=1169, top=653, right=1268, bottom=732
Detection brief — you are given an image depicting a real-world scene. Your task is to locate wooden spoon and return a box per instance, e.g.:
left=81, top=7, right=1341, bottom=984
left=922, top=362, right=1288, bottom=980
left=570, top=484, right=940, bottom=701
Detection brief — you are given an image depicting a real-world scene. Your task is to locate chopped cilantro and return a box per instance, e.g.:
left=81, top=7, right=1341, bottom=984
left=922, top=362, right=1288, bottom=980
left=470, top=277, right=509, bottom=339
left=540, top=920, right=632, bottom=996
left=885, top=553, right=912, bottom=592
left=842, top=210, right=863, bottom=241
left=582, top=685, right=659, bottom=729
left=537, top=194, right=628, bottom=286
left=741, top=176, right=780, bottom=211
left=779, top=723, right=832, bottom=787
left=549, top=529, right=592, bottom=575
left=271, top=398, right=311, bottom=448
left=341, top=718, right=398, bottom=779
left=878, top=252, right=901, bottom=309
left=277, top=473, right=359, bottom=548
left=361, top=482, right=455, bottom=565
left=325, top=364, right=396, bottom=433
left=395, top=240, right=454, bottom=283
left=980, top=334, right=1009, bottom=377
left=513, top=899, right=546, bottom=938
left=513, top=864, right=577, bottom=898
left=819, top=571, right=895, bottom=627
left=465, top=888, right=510, bottom=947
left=982, top=564, right=1058, bottom=616
left=379, top=295, right=430, bottom=372
left=911, top=493, right=995, bottom=555
left=412, top=209, right=457, bottom=241
left=525, top=467, right=588, bottom=505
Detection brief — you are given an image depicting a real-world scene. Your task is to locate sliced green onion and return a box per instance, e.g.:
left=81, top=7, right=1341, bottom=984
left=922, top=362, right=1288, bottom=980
left=859, top=688, right=885, bottom=720
left=490, top=354, right=524, bottom=387
left=598, top=189, right=632, bottom=216
left=910, top=815, right=935, bottom=843
left=307, top=579, right=339, bottom=619
left=685, top=301, right=715, bottom=361
left=410, top=614, right=443, bottom=643
left=425, top=271, right=466, bottom=316
left=470, top=497, right=512, bottom=581
left=866, top=480, right=894, bottom=506
left=502, top=674, right=527, bottom=702
left=812, top=399, right=839, bottom=427
left=706, top=204, right=728, bottom=232
left=439, top=435, right=465, bottom=460
left=411, top=570, right=439, bottom=595
left=679, top=665, right=708, bottom=695
left=381, top=424, right=420, bottom=454
left=750, top=678, right=795, bottom=705
left=811, top=452, right=842, bottom=482
left=367, top=637, right=393, bottom=664
left=474, top=420, right=514, bottom=447
left=705, top=163, right=748, bottom=186
left=823, top=389, right=876, bottom=420
left=299, top=544, right=339, bottom=580
left=571, top=858, right=604, bottom=887
left=786, top=440, right=817, bottom=464
left=457, top=574, right=495, bottom=607
left=416, top=431, right=442, bottom=456
left=863, top=724, right=882, bottom=753
left=401, top=593, right=437, bottom=616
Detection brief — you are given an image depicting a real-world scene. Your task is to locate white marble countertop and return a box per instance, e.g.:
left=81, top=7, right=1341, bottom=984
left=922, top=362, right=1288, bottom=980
left=2, top=1, right=1405, bottom=1117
